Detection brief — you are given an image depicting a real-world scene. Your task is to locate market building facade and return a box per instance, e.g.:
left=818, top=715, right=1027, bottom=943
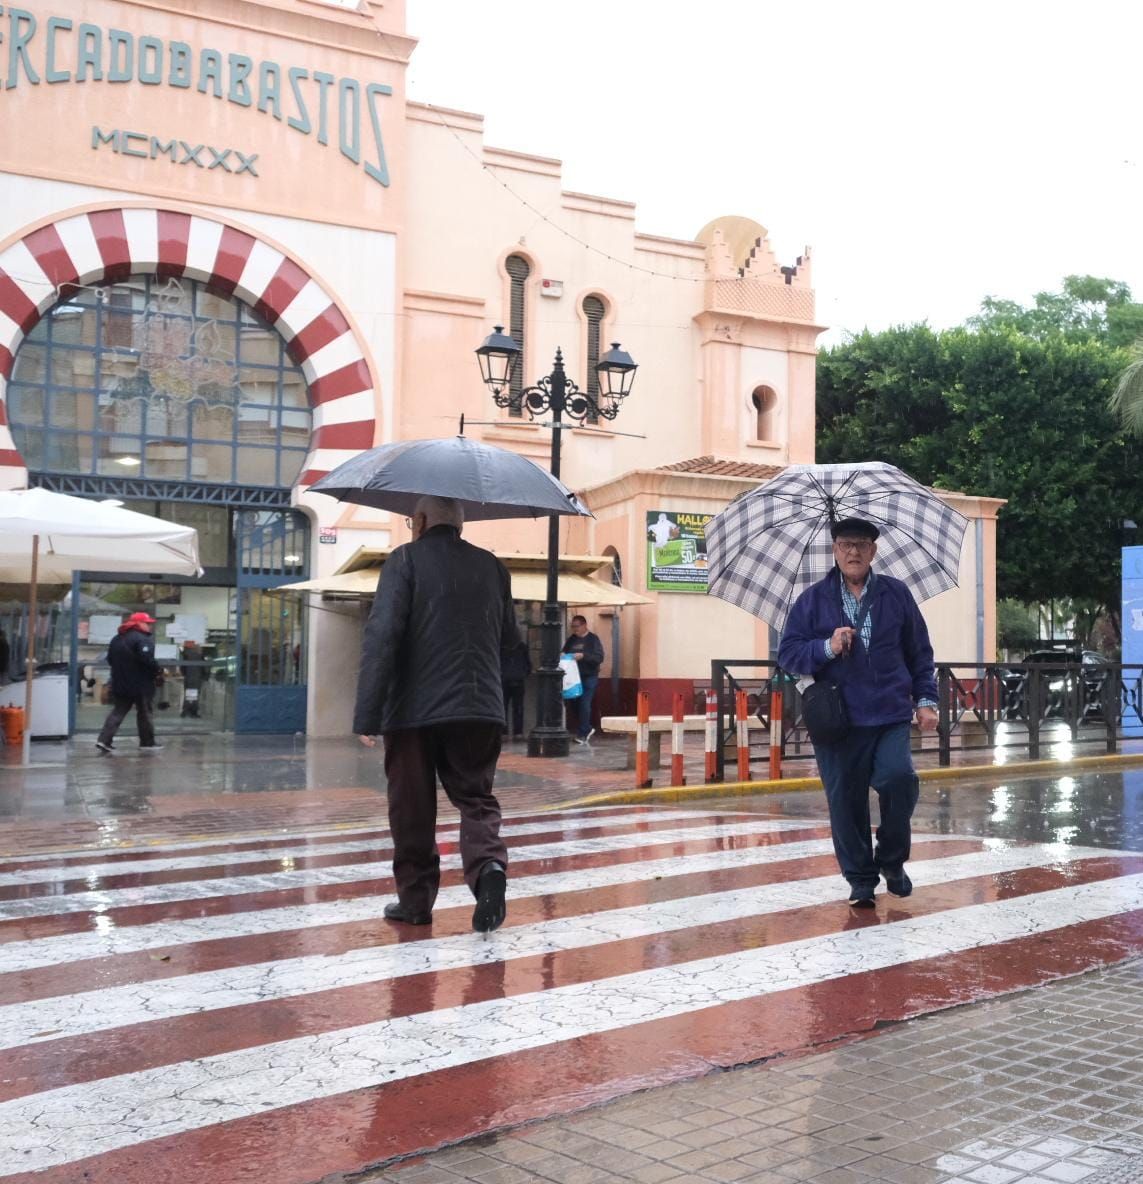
left=0, top=0, right=1001, bottom=740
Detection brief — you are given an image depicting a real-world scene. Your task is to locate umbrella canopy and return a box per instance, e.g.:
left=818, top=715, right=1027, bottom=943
left=311, top=435, right=592, bottom=520
left=0, top=488, right=202, bottom=583
left=0, top=487, right=201, bottom=764
left=706, top=461, right=969, bottom=632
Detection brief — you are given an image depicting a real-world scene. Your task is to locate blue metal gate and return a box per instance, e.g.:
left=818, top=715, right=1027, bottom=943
left=234, top=509, right=309, bottom=733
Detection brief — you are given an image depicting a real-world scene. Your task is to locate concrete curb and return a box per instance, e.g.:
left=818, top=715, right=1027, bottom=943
left=555, top=750, right=1143, bottom=809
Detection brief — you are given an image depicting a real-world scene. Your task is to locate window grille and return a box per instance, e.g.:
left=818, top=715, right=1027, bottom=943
left=505, top=255, right=531, bottom=417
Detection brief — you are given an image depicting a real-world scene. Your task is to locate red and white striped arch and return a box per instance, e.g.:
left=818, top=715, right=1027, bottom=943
left=0, top=207, right=379, bottom=490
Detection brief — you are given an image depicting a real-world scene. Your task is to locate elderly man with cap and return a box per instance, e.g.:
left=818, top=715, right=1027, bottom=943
left=96, top=611, right=164, bottom=754
left=778, top=517, right=938, bottom=907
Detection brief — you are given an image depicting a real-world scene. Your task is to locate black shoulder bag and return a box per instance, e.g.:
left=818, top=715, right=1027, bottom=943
left=801, top=587, right=873, bottom=746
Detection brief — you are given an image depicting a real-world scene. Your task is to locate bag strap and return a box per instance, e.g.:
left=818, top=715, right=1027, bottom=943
left=838, top=571, right=874, bottom=650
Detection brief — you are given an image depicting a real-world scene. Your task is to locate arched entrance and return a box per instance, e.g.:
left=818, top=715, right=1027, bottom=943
left=0, top=207, right=381, bottom=734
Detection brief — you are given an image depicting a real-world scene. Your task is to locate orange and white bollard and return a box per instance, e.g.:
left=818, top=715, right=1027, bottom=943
left=768, top=688, right=783, bottom=781
left=735, top=690, right=750, bottom=782
left=635, top=690, right=652, bottom=789
left=704, top=689, right=718, bottom=783
left=670, top=693, right=686, bottom=786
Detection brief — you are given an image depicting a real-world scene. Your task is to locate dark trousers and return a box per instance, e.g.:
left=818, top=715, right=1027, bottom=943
left=382, top=721, right=508, bottom=915
left=813, top=722, right=918, bottom=892
left=570, top=674, right=599, bottom=738
left=97, top=694, right=156, bottom=748
left=502, top=679, right=525, bottom=737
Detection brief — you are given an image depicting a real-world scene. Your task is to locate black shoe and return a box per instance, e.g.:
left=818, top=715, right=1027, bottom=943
left=884, top=870, right=913, bottom=898
left=139, top=743, right=164, bottom=752
left=472, top=861, right=507, bottom=933
left=383, top=901, right=432, bottom=926
left=96, top=740, right=113, bottom=755
left=848, top=888, right=876, bottom=909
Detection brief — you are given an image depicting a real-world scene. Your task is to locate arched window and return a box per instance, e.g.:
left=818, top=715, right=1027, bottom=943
left=751, top=385, right=778, bottom=442
left=583, top=294, right=607, bottom=426
left=7, top=275, right=312, bottom=488
left=505, top=254, right=531, bottom=417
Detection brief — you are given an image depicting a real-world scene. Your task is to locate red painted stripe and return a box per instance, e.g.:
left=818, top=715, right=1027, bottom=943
left=88, top=209, right=131, bottom=284
left=155, top=210, right=191, bottom=279
left=308, top=359, right=372, bottom=406
left=285, top=305, right=351, bottom=365
left=10, top=900, right=1143, bottom=1184
left=0, top=398, right=7, bottom=427
left=0, top=814, right=776, bottom=897
left=0, top=448, right=26, bottom=469
left=0, top=835, right=962, bottom=1005
left=0, top=271, right=39, bottom=334
left=209, top=226, right=257, bottom=299
left=0, top=343, right=13, bottom=379
left=296, top=467, right=327, bottom=486
left=0, top=811, right=765, bottom=878
left=253, top=256, right=309, bottom=327
left=311, top=420, right=374, bottom=452
left=23, top=225, right=78, bottom=291
left=5, top=855, right=1134, bottom=1103
left=0, top=825, right=838, bottom=947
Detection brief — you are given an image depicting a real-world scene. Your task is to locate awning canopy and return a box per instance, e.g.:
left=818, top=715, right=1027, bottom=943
left=276, top=547, right=651, bottom=607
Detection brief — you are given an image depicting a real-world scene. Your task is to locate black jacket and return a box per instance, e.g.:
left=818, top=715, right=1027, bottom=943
left=562, top=630, right=604, bottom=679
left=353, top=526, right=521, bottom=734
left=107, top=627, right=161, bottom=699
left=501, top=639, right=532, bottom=682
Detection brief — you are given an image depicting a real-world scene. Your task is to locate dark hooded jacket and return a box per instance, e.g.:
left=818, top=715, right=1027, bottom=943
left=353, top=525, right=521, bottom=734
left=107, top=623, right=161, bottom=699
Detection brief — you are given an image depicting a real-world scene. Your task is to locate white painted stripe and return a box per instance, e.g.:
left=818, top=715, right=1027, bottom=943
left=53, top=215, right=105, bottom=285
left=0, top=804, right=694, bottom=866
left=0, top=821, right=826, bottom=918
left=6, top=872, right=1143, bottom=1173
left=0, top=844, right=1113, bottom=1051
left=303, top=446, right=371, bottom=473
left=0, top=309, right=23, bottom=352
left=277, top=279, right=332, bottom=342
left=313, top=388, right=376, bottom=428
left=121, top=209, right=160, bottom=270
left=0, top=240, right=54, bottom=311
left=0, top=810, right=732, bottom=886
left=235, top=239, right=285, bottom=308
left=0, top=834, right=969, bottom=974
left=181, top=217, right=224, bottom=283
left=302, top=332, right=365, bottom=384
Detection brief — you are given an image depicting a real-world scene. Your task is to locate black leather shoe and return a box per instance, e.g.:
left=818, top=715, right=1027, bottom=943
left=472, top=861, right=507, bottom=933
left=848, top=888, right=876, bottom=909
left=383, top=901, right=432, bottom=926
left=884, top=870, right=913, bottom=898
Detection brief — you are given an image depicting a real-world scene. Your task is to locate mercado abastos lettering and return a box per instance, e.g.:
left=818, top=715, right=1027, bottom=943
left=0, top=8, right=392, bottom=185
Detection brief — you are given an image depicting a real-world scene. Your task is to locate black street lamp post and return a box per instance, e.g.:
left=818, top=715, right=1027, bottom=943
left=476, top=328, right=637, bottom=756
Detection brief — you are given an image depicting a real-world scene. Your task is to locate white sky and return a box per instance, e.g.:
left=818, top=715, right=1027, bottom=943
left=404, top=0, right=1143, bottom=344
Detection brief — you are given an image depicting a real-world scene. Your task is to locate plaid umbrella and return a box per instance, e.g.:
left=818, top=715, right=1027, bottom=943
left=706, top=462, right=969, bottom=631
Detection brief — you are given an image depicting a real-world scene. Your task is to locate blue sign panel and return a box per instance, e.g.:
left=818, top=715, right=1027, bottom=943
left=1121, top=546, right=1143, bottom=736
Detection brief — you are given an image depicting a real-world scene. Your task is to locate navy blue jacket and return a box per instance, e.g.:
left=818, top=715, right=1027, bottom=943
left=778, top=569, right=937, bottom=728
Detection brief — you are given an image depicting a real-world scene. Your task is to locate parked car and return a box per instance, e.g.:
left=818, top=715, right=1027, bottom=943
left=1000, top=649, right=1112, bottom=720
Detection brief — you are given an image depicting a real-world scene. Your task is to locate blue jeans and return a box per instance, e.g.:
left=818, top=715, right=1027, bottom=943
left=813, top=722, right=919, bottom=892
left=572, top=675, right=598, bottom=738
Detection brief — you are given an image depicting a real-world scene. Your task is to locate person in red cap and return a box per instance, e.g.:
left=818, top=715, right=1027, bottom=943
left=96, top=611, right=163, bottom=754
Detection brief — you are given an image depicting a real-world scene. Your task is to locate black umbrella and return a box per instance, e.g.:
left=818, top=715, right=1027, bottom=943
left=310, top=435, right=592, bottom=521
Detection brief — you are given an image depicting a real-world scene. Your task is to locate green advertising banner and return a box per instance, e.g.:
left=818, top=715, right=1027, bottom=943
left=646, top=510, right=712, bottom=593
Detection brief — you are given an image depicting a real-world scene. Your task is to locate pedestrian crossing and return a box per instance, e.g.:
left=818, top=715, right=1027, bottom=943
left=1, top=806, right=1142, bottom=1184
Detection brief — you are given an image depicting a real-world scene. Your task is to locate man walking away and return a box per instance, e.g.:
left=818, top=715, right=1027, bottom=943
left=501, top=636, right=531, bottom=740
left=562, top=614, right=604, bottom=744
left=778, top=518, right=938, bottom=908
left=180, top=640, right=205, bottom=718
left=354, top=495, right=520, bottom=934
left=96, top=611, right=163, bottom=754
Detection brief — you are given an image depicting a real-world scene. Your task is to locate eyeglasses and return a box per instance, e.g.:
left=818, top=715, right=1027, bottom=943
left=835, top=539, right=874, bottom=553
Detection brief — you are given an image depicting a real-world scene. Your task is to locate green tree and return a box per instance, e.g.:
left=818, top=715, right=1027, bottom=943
left=817, top=318, right=1143, bottom=621
left=996, top=599, right=1038, bottom=654
left=969, top=274, right=1143, bottom=349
